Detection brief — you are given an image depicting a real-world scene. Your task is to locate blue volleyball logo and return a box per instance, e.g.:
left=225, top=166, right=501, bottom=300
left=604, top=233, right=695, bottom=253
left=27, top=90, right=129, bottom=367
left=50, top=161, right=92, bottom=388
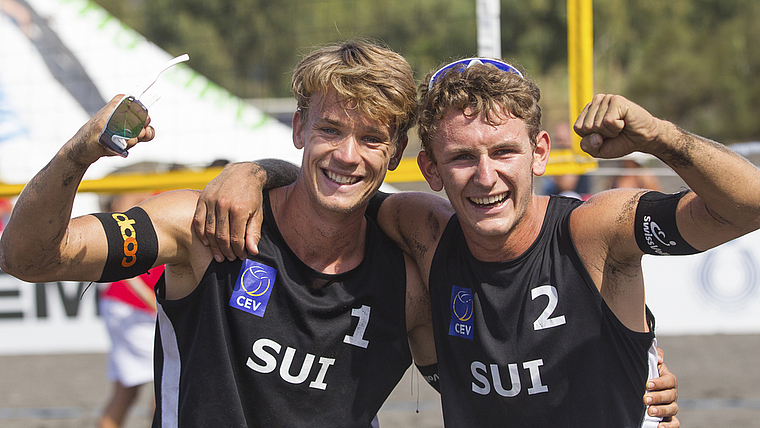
left=452, top=289, right=473, bottom=322
left=240, top=265, right=273, bottom=297
left=230, top=259, right=277, bottom=317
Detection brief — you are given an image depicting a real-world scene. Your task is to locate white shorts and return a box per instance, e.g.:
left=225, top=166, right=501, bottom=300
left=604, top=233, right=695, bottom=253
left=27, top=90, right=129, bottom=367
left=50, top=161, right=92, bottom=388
left=100, top=298, right=156, bottom=388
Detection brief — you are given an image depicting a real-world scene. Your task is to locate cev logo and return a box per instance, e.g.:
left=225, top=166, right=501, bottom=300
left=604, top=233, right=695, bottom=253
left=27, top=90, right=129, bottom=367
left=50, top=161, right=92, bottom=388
left=452, top=289, right=473, bottom=322
left=111, top=213, right=137, bottom=267
left=240, top=265, right=273, bottom=297
left=449, top=285, right=474, bottom=340
left=230, top=259, right=277, bottom=317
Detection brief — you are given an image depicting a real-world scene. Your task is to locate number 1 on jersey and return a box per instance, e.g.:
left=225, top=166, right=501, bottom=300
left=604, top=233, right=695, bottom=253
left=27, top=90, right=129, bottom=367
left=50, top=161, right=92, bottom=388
left=343, top=305, right=371, bottom=348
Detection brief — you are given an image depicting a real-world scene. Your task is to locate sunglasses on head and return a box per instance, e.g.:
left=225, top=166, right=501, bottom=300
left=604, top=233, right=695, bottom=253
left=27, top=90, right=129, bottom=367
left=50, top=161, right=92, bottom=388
left=427, top=58, right=523, bottom=91
left=98, top=54, right=189, bottom=157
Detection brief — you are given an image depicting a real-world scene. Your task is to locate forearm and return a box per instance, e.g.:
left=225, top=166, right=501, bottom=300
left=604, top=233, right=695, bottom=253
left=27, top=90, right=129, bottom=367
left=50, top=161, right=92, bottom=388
left=652, top=121, right=760, bottom=232
left=0, top=142, right=92, bottom=278
left=252, top=158, right=299, bottom=189
left=193, top=158, right=299, bottom=260
left=0, top=96, right=118, bottom=280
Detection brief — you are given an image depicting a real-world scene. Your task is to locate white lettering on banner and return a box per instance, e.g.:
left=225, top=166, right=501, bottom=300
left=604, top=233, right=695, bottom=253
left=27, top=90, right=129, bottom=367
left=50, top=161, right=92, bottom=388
left=642, top=230, right=760, bottom=335
left=0, top=277, right=98, bottom=320
left=246, top=337, right=336, bottom=390
left=471, top=359, right=548, bottom=397
left=0, top=274, right=108, bottom=354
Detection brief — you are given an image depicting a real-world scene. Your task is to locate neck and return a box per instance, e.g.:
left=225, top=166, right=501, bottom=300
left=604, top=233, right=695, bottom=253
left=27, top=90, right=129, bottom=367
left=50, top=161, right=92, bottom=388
left=463, top=195, right=549, bottom=262
left=270, top=184, right=368, bottom=275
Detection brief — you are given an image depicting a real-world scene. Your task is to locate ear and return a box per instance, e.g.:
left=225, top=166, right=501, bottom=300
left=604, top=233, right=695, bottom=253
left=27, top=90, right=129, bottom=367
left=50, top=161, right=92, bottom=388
left=292, top=110, right=305, bottom=150
left=388, top=136, right=409, bottom=171
left=417, top=150, right=444, bottom=192
left=531, top=130, right=551, bottom=176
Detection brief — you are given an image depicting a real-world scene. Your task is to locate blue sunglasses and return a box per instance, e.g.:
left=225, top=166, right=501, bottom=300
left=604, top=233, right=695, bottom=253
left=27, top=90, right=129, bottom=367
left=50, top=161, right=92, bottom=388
left=427, top=58, right=523, bottom=90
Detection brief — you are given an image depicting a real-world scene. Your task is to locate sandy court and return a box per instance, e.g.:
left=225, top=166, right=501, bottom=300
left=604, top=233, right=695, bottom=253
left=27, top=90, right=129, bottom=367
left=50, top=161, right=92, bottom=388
left=1, top=334, right=759, bottom=427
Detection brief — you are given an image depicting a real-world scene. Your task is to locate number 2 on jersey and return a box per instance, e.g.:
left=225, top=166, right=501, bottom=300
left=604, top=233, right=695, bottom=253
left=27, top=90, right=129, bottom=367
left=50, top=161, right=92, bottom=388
left=531, top=285, right=566, bottom=330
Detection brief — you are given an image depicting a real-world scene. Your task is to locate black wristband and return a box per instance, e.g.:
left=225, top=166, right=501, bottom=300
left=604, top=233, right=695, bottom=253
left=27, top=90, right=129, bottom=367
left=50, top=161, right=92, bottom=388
left=416, top=363, right=440, bottom=393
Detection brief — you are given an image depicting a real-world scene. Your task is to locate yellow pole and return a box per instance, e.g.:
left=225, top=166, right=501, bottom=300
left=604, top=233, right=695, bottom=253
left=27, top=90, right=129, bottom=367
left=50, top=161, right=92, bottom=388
left=568, top=0, right=593, bottom=131
left=0, top=161, right=428, bottom=197
left=547, top=0, right=597, bottom=176
left=0, top=168, right=225, bottom=198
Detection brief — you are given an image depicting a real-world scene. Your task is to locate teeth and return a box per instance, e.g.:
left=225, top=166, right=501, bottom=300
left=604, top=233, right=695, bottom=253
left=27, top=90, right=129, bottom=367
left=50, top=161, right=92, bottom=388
left=326, top=170, right=359, bottom=184
left=470, top=193, right=507, bottom=206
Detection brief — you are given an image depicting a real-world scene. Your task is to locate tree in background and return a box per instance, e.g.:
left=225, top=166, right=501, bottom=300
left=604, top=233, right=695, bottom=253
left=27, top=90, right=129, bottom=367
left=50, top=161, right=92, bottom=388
left=95, top=0, right=760, bottom=144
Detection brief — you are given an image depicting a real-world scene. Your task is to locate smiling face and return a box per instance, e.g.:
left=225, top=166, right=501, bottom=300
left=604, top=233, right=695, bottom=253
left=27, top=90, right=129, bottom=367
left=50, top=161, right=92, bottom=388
left=418, top=107, right=550, bottom=247
left=293, top=89, right=405, bottom=214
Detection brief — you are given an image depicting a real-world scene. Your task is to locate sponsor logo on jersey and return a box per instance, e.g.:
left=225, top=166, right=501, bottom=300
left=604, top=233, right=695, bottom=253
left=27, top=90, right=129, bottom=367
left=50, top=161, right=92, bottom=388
left=449, top=285, right=474, bottom=340
left=111, top=213, right=138, bottom=267
left=229, top=259, right=277, bottom=317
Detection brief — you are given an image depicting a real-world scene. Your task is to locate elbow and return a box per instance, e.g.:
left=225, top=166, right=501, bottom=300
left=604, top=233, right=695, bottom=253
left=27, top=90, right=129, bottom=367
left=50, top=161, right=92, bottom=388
left=0, top=241, right=13, bottom=276
left=0, top=243, right=53, bottom=283
left=0, top=251, right=31, bottom=282
left=0, top=246, right=24, bottom=280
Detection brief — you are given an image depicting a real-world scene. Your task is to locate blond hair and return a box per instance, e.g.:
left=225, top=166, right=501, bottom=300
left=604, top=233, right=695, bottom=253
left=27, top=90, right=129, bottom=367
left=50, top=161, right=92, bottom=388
left=291, top=40, right=417, bottom=146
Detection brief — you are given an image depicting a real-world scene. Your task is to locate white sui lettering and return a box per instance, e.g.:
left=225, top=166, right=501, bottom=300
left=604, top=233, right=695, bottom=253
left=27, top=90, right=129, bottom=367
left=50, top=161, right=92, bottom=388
left=471, top=358, right=549, bottom=397
left=246, top=338, right=336, bottom=390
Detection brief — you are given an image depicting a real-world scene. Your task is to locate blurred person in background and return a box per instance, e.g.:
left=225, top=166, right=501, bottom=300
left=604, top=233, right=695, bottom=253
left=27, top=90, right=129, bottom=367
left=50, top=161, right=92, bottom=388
left=0, top=198, right=12, bottom=237
left=608, top=152, right=663, bottom=191
left=542, top=122, right=591, bottom=199
left=97, top=164, right=166, bottom=428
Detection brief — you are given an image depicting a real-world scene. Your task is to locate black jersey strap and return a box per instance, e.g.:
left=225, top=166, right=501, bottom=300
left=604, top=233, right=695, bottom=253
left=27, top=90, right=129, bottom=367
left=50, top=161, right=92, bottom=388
left=366, top=191, right=391, bottom=222
left=646, top=305, right=656, bottom=332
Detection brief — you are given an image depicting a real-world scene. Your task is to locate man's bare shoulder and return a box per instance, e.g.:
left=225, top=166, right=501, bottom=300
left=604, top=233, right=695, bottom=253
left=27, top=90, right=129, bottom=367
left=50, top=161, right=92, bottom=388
left=376, top=191, right=453, bottom=264
left=137, top=189, right=205, bottom=261
left=573, top=188, right=644, bottom=228
left=139, top=189, right=200, bottom=220
left=140, top=189, right=215, bottom=299
left=570, top=188, right=647, bottom=262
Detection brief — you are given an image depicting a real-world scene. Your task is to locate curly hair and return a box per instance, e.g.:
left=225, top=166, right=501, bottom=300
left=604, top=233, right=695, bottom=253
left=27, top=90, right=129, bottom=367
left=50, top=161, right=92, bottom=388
left=291, top=40, right=417, bottom=147
left=417, top=61, right=542, bottom=159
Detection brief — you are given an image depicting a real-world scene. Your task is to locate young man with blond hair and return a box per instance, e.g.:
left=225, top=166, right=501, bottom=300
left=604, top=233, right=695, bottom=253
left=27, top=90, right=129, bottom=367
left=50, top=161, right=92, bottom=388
left=0, top=41, right=436, bottom=427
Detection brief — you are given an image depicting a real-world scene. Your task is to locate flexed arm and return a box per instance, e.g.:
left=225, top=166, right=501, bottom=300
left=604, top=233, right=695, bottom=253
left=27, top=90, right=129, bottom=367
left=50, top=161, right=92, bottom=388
left=0, top=96, right=155, bottom=282
left=574, top=94, right=760, bottom=253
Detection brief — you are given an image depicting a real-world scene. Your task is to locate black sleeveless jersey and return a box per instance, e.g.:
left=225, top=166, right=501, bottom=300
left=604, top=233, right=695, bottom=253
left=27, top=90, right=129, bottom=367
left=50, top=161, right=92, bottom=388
left=429, top=196, right=656, bottom=427
left=152, top=191, right=412, bottom=428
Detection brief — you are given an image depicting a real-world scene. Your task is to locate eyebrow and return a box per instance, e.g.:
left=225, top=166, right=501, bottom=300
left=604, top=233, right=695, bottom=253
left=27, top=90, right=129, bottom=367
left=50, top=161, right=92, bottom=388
left=315, top=117, right=391, bottom=140
left=444, top=139, right=522, bottom=155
